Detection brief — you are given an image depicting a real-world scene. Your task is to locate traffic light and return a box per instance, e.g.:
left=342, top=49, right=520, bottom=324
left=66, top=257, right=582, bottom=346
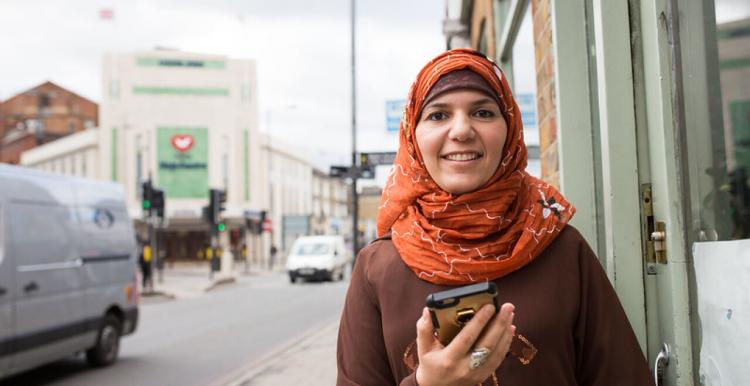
left=204, top=188, right=227, bottom=229
left=210, top=189, right=227, bottom=224
left=142, top=180, right=166, bottom=219
left=259, top=210, right=266, bottom=234
left=141, top=180, right=153, bottom=215
left=244, top=210, right=267, bottom=234
left=152, top=188, right=165, bottom=219
left=202, top=205, right=212, bottom=223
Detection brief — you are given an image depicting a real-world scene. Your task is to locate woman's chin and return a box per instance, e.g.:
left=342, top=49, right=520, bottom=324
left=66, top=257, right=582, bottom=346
left=438, top=179, right=484, bottom=195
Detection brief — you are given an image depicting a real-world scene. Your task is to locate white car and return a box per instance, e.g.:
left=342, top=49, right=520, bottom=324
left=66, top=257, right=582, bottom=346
left=286, top=236, right=350, bottom=283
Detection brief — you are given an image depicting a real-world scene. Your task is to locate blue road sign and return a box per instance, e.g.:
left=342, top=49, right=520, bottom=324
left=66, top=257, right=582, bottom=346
left=386, top=99, right=406, bottom=133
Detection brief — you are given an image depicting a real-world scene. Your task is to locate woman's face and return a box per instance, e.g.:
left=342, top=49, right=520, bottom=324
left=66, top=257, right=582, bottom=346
left=415, top=89, right=507, bottom=195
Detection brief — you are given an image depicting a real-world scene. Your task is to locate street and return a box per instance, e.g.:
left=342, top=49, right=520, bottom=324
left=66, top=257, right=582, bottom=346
left=0, top=271, right=348, bottom=386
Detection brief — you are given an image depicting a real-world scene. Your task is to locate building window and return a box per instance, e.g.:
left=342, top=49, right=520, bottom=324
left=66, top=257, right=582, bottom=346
left=222, top=136, right=229, bottom=190
left=39, top=93, right=50, bottom=108
left=109, top=81, right=120, bottom=99
left=136, top=151, right=143, bottom=193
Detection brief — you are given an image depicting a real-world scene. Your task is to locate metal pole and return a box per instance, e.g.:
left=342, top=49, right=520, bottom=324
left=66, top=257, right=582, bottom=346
left=148, top=213, right=156, bottom=292
left=350, top=0, right=359, bottom=263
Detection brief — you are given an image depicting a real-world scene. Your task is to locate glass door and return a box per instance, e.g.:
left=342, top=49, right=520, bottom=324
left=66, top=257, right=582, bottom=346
left=636, top=0, right=750, bottom=385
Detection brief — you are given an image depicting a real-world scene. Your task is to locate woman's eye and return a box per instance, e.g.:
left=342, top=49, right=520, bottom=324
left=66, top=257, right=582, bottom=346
left=474, top=109, right=495, bottom=118
left=427, top=112, right=447, bottom=121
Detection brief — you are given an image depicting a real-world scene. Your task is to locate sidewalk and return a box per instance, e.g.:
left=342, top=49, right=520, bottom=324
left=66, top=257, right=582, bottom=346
left=221, top=320, right=339, bottom=386
left=141, top=261, right=263, bottom=300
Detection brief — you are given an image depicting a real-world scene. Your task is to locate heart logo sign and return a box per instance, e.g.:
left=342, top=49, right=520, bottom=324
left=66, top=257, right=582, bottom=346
left=171, top=134, right=194, bottom=153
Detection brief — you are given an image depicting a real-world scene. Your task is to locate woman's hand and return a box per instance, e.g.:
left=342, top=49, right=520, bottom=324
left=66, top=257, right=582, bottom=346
left=414, top=303, right=516, bottom=386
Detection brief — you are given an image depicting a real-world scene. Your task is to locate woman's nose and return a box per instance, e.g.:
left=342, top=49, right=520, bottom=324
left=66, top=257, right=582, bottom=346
left=448, top=112, right=475, bottom=142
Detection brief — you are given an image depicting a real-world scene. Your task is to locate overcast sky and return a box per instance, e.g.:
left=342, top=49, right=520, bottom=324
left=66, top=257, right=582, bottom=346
left=3, top=0, right=746, bottom=184
left=0, top=0, right=445, bottom=176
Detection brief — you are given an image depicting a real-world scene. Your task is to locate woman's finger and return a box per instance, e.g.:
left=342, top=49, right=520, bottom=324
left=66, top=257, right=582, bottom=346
left=444, top=303, right=496, bottom=358
left=474, top=303, right=515, bottom=351
left=415, top=307, right=437, bottom=358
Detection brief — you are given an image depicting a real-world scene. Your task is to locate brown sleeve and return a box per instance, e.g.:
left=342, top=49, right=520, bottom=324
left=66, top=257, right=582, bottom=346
left=337, top=244, right=398, bottom=386
left=573, top=238, right=655, bottom=386
left=398, top=372, right=418, bottom=386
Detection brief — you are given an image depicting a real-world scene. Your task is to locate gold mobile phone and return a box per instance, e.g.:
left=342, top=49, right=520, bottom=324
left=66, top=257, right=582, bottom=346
left=426, top=282, right=498, bottom=346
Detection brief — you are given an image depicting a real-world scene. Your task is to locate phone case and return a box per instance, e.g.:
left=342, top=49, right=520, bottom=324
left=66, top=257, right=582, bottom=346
left=426, top=282, right=498, bottom=346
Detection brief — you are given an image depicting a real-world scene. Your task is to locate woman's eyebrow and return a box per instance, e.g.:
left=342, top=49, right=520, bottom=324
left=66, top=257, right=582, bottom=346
left=423, top=98, right=497, bottom=111
left=423, top=102, right=450, bottom=110
left=471, top=98, right=497, bottom=107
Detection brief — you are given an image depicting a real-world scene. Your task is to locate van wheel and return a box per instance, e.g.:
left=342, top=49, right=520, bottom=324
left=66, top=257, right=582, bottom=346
left=289, top=274, right=297, bottom=284
left=86, top=314, right=122, bottom=367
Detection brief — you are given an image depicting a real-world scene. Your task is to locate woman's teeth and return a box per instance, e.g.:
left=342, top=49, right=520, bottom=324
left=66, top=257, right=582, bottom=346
left=444, top=153, right=480, bottom=161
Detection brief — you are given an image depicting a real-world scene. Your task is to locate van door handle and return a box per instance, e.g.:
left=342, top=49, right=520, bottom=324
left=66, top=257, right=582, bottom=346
left=24, top=282, right=39, bottom=293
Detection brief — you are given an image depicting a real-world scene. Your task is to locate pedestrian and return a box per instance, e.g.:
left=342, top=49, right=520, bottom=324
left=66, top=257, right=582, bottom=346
left=336, top=49, right=653, bottom=386
left=140, top=242, right=153, bottom=291
left=269, top=244, right=278, bottom=270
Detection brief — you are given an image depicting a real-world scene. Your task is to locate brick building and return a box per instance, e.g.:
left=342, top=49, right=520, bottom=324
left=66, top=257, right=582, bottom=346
left=0, top=81, right=98, bottom=164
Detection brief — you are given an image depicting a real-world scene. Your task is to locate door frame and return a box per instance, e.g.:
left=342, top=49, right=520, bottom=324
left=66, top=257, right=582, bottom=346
left=556, top=0, right=707, bottom=383
left=629, top=0, right=722, bottom=384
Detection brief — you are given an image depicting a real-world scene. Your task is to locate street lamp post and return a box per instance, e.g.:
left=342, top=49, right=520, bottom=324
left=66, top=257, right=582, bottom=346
left=351, top=0, right=359, bottom=263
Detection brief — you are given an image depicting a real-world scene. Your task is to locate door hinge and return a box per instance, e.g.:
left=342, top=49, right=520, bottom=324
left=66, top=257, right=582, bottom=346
left=641, top=184, right=667, bottom=275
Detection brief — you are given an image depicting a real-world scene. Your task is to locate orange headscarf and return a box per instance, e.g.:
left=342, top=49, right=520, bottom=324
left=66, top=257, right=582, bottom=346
left=377, top=48, right=575, bottom=285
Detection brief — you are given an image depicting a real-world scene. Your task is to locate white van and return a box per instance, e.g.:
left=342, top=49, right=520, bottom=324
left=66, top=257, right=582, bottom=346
left=0, top=165, right=139, bottom=379
left=286, top=235, right=350, bottom=283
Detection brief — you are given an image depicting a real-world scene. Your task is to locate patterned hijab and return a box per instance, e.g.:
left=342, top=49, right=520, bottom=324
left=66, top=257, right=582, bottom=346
left=377, top=48, right=575, bottom=285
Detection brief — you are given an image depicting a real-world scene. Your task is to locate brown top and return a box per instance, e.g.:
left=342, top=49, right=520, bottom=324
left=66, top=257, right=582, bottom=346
left=337, top=226, right=654, bottom=386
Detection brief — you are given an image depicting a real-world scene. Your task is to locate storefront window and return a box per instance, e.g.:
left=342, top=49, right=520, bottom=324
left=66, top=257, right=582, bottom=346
left=690, top=2, right=750, bottom=241
left=682, top=2, right=750, bottom=384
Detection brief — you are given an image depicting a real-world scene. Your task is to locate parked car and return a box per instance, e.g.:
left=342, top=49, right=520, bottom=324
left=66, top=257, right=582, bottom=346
left=0, top=165, right=139, bottom=380
left=286, top=235, right=350, bottom=283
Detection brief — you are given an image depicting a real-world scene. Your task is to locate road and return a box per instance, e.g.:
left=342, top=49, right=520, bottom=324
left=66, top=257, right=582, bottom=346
left=0, top=272, right=348, bottom=386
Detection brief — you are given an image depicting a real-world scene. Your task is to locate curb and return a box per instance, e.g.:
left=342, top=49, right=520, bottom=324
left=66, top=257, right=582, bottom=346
left=211, top=319, right=339, bottom=386
left=140, top=290, right=175, bottom=299
left=206, top=276, right=237, bottom=291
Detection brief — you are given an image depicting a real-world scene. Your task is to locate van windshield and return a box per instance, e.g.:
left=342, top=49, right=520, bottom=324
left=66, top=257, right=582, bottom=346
left=293, top=243, right=331, bottom=256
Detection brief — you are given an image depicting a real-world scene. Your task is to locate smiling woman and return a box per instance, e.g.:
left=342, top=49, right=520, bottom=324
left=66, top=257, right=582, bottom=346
left=415, top=70, right=508, bottom=195
left=336, top=49, right=653, bottom=386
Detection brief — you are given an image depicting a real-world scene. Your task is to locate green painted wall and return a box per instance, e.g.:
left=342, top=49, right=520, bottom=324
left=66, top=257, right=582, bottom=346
left=133, top=86, right=229, bottom=96
left=157, top=127, right=209, bottom=198
left=136, top=57, right=226, bottom=69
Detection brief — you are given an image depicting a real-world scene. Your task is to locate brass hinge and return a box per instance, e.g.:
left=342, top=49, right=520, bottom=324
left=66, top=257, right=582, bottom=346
left=641, top=184, right=667, bottom=275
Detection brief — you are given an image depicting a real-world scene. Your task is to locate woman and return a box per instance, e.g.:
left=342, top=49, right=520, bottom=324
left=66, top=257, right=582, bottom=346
left=337, top=49, right=653, bottom=386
